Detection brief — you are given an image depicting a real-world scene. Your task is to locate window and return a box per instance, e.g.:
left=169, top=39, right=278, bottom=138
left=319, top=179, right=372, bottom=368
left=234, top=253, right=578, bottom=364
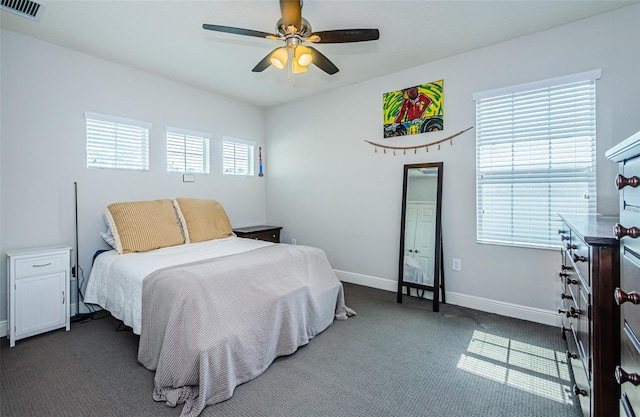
left=85, top=111, right=150, bottom=170
left=166, top=127, right=210, bottom=174
left=222, top=137, right=255, bottom=176
left=474, top=70, right=600, bottom=249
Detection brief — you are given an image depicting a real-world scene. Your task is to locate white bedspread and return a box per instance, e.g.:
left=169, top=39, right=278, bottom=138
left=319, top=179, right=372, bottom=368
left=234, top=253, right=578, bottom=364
left=84, top=237, right=273, bottom=334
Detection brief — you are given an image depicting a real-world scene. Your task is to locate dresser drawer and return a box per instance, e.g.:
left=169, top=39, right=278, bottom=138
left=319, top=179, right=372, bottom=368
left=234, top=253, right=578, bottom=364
left=567, top=324, right=591, bottom=417
left=619, top=247, right=640, bottom=416
left=620, top=322, right=640, bottom=416
left=619, top=210, right=640, bottom=257
left=13, top=252, right=68, bottom=278
left=621, top=249, right=640, bottom=342
left=248, top=230, right=280, bottom=243
left=568, top=232, right=591, bottom=288
left=621, top=157, right=640, bottom=209
left=619, top=158, right=640, bottom=256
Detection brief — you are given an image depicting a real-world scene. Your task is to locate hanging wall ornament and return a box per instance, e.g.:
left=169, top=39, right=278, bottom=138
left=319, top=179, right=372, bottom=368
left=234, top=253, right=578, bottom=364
left=365, top=126, right=473, bottom=154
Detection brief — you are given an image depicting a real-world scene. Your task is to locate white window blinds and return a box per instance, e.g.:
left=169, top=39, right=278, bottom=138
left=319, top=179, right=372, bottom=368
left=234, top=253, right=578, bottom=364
left=166, top=127, right=211, bottom=174
left=85, top=111, right=150, bottom=171
left=222, top=138, right=255, bottom=176
left=474, top=70, right=600, bottom=249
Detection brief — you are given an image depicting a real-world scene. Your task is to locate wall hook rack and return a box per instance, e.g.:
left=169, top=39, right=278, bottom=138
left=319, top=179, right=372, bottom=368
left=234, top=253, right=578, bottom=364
left=365, top=126, right=473, bottom=154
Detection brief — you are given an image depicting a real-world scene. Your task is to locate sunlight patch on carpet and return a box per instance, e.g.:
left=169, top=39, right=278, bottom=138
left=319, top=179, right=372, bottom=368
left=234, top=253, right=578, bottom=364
left=456, top=330, right=573, bottom=404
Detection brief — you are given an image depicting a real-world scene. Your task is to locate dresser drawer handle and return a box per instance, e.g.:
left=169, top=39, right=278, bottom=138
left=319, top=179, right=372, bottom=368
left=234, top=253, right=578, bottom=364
left=565, top=277, right=579, bottom=285
left=561, top=293, right=573, bottom=300
left=573, top=254, right=587, bottom=263
left=572, top=385, right=587, bottom=397
left=33, top=262, right=52, bottom=268
left=617, top=174, right=640, bottom=190
left=558, top=308, right=581, bottom=318
left=614, top=288, right=640, bottom=305
left=566, top=350, right=578, bottom=359
left=614, top=224, right=640, bottom=240
left=566, top=243, right=577, bottom=250
left=559, top=234, right=570, bottom=241
left=559, top=271, right=569, bottom=278
left=616, top=366, right=640, bottom=386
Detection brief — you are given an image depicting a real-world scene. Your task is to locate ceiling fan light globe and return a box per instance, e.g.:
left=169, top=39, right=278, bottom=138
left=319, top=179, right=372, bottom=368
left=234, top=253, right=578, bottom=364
left=292, top=59, right=308, bottom=74
left=295, top=45, right=312, bottom=66
left=270, top=47, right=288, bottom=70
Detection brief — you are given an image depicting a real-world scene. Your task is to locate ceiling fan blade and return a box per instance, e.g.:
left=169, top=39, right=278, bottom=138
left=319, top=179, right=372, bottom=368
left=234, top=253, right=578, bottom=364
left=279, top=0, right=302, bottom=30
left=307, top=46, right=339, bottom=75
left=252, top=48, right=281, bottom=72
left=203, top=24, right=274, bottom=39
left=311, top=29, right=380, bottom=44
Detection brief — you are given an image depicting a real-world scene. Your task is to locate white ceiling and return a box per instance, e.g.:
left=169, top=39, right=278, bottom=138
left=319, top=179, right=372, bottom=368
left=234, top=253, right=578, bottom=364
left=1, top=0, right=637, bottom=108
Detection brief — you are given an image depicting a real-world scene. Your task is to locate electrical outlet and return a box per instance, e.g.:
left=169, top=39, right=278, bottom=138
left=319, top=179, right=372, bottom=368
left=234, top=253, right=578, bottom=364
left=452, top=258, right=462, bottom=271
left=291, top=239, right=297, bottom=245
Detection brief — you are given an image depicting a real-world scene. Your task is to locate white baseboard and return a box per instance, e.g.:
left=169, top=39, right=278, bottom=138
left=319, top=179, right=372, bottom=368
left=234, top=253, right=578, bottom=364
left=335, top=270, right=398, bottom=292
left=335, top=269, right=561, bottom=327
left=0, top=303, right=92, bottom=340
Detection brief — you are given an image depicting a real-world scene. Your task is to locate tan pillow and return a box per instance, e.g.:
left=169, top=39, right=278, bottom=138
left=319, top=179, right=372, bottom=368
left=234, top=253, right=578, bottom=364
left=175, top=198, right=234, bottom=243
left=105, top=199, right=185, bottom=254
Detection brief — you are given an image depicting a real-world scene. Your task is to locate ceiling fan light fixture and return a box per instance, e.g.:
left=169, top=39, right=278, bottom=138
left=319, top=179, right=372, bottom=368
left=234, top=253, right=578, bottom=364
left=291, top=58, right=308, bottom=74
left=295, top=45, right=312, bottom=67
left=270, top=47, right=288, bottom=70
left=202, top=0, right=380, bottom=76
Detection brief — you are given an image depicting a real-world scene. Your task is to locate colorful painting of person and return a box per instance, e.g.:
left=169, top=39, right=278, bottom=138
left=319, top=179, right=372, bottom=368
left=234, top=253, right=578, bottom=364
left=383, top=80, right=444, bottom=138
left=395, top=87, right=432, bottom=124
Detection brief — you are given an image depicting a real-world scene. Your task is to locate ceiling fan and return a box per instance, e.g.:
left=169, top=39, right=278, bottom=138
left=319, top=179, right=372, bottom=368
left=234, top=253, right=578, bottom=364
left=202, top=0, right=380, bottom=75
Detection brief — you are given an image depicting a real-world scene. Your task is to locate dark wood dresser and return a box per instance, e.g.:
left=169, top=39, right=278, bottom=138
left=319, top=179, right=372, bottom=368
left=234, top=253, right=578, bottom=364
left=558, top=214, right=620, bottom=417
left=233, top=225, right=282, bottom=243
left=606, top=130, right=640, bottom=417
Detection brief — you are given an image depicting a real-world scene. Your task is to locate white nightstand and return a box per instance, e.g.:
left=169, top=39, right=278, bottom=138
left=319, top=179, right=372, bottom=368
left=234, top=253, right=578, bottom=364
left=6, top=245, right=72, bottom=347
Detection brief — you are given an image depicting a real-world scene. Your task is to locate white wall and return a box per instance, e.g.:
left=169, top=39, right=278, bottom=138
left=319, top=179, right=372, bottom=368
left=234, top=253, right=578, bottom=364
left=265, top=5, right=640, bottom=325
left=0, top=30, right=267, bottom=324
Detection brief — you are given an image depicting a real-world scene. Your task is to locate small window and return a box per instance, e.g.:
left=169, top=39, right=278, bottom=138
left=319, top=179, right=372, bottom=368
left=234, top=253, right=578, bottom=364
left=166, top=127, right=211, bottom=174
left=85, top=111, right=150, bottom=171
left=474, top=69, right=600, bottom=249
left=222, top=137, right=255, bottom=176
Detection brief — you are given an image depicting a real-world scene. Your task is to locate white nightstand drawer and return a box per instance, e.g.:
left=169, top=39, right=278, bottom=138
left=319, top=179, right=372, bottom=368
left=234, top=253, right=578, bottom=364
left=14, top=253, right=67, bottom=278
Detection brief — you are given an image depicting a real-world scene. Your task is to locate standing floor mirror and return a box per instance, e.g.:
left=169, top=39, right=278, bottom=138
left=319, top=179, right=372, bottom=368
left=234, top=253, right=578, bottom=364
left=397, top=162, right=444, bottom=312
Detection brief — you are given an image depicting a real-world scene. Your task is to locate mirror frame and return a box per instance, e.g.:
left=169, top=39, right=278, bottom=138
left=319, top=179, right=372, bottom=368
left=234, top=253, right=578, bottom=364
left=396, top=162, right=444, bottom=312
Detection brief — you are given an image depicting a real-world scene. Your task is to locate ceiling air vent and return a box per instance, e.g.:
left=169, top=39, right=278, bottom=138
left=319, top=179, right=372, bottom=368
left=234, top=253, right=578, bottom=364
left=1, top=0, right=46, bottom=21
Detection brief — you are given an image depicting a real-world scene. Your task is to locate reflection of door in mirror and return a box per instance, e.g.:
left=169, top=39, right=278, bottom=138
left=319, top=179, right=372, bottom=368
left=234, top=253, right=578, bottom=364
left=397, top=162, right=443, bottom=312
left=404, top=201, right=436, bottom=287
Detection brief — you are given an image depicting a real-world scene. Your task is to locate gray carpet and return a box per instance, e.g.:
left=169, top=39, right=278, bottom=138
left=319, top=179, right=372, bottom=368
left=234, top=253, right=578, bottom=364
left=1, top=283, right=581, bottom=417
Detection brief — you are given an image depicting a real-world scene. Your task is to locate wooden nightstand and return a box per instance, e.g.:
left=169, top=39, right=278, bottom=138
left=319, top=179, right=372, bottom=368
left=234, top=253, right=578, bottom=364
left=233, top=225, right=282, bottom=243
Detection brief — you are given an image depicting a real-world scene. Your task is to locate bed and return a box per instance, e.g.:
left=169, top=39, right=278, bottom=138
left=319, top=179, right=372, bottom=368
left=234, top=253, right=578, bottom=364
left=84, top=198, right=353, bottom=417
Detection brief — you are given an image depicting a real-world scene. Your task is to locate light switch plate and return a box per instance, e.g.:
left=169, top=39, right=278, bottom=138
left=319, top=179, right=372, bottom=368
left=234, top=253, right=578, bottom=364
left=183, top=174, right=195, bottom=183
